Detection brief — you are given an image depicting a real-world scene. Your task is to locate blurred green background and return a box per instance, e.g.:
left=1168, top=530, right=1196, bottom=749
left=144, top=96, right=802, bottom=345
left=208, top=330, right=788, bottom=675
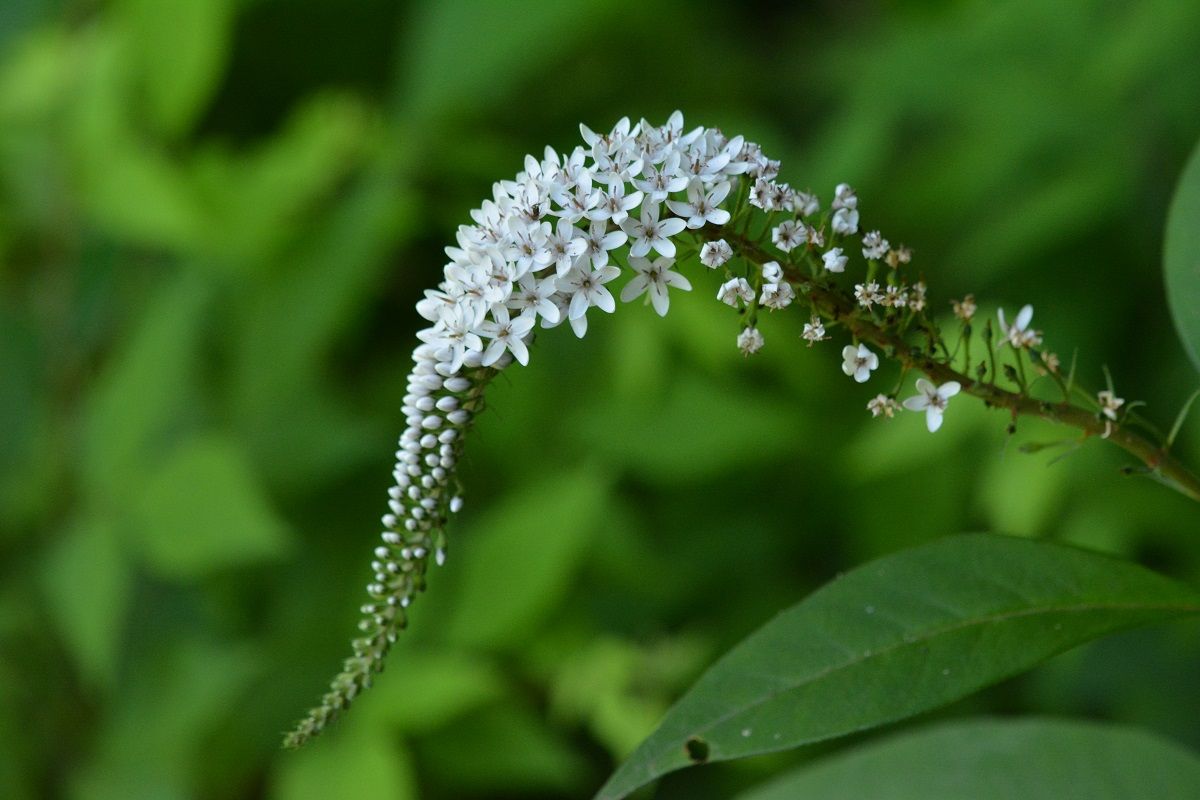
left=3, top=1, right=1200, bottom=798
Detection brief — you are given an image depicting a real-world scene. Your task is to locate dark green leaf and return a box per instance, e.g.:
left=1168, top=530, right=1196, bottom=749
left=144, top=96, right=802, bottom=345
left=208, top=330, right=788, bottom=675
left=1165, top=139, right=1200, bottom=374
left=737, top=717, right=1200, bottom=800
left=596, top=534, right=1200, bottom=799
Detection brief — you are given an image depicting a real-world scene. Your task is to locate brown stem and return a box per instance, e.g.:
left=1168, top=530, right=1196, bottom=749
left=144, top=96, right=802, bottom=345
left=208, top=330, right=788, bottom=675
left=717, top=229, right=1200, bottom=503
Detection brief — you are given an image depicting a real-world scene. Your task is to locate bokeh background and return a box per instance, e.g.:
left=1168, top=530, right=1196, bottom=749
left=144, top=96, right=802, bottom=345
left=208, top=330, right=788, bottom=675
left=3, top=1, right=1200, bottom=798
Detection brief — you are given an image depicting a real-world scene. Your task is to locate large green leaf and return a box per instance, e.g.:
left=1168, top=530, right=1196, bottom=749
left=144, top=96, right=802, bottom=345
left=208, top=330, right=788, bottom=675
left=1166, top=139, right=1200, bottom=374
left=595, top=534, right=1200, bottom=799
left=737, top=718, right=1200, bottom=800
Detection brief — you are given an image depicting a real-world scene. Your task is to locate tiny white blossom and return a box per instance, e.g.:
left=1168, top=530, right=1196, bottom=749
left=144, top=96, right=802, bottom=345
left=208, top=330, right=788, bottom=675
left=507, top=273, right=561, bottom=325
left=822, top=247, right=848, bottom=273
left=761, top=261, right=784, bottom=283
left=558, top=263, right=620, bottom=337
left=700, top=239, right=732, bottom=268
left=792, top=190, right=820, bottom=217
left=1098, top=389, right=1125, bottom=421
left=861, top=230, right=889, bottom=260
left=771, top=219, right=806, bottom=252
left=578, top=219, right=628, bottom=268
left=666, top=178, right=732, bottom=229
left=479, top=306, right=535, bottom=367
left=882, top=285, right=908, bottom=308
left=760, top=281, right=795, bottom=310
left=546, top=217, right=589, bottom=276
left=908, top=281, right=927, bottom=312
left=621, top=203, right=688, bottom=258
left=831, top=207, right=859, bottom=235
left=867, top=394, right=901, bottom=418
left=855, top=282, right=883, bottom=309
left=737, top=326, right=764, bottom=355
left=620, top=255, right=692, bottom=316
left=903, top=378, right=961, bottom=432
left=588, top=180, right=643, bottom=224
left=841, top=344, right=879, bottom=383
left=832, top=182, right=858, bottom=210
left=717, top=277, right=754, bottom=307
left=801, top=316, right=827, bottom=346
left=997, top=304, right=1042, bottom=348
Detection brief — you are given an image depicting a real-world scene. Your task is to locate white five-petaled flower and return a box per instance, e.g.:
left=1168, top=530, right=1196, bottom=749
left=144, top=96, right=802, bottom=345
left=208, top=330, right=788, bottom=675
left=760, top=281, right=795, bottom=310
left=861, top=230, right=889, bottom=260
left=578, top=219, right=628, bottom=268
left=867, top=394, right=900, bottom=418
left=997, top=304, right=1042, bottom=348
left=831, top=207, right=859, bottom=235
left=621, top=203, right=688, bottom=258
left=737, top=327, right=764, bottom=355
left=558, top=263, right=620, bottom=337
left=801, top=316, right=827, bottom=346
left=903, top=378, right=961, bottom=432
left=717, top=277, right=754, bottom=307
left=546, top=217, right=589, bottom=276
left=700, top=239, right=733, bottom=268
left=771, top=219, right=806, bottom=252
left=506, top=273, right=561, bottom=326
left=588, top=180, right=643, bottom=225
left=822, top=247, right=848, bottom=273
left=855, top=282, right=883, bottom=309
left=620, top=255, right=692, bottom=316
left=666, top=178, right=732, bottom=229
left=841, top=344, right=879, bottom=383
left=1098, top=389, right=1125, bottom=421
left=479, top=306, right=535, bottom=367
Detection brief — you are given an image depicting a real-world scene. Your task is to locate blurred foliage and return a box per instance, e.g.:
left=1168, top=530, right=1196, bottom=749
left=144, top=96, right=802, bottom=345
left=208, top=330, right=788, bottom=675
left=1, top=1, right=1199, bottom=799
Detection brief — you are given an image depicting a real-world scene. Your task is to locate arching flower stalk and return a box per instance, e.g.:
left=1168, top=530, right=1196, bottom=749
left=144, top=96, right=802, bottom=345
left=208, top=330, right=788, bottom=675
left=284, top=111, right=1200, bottom=748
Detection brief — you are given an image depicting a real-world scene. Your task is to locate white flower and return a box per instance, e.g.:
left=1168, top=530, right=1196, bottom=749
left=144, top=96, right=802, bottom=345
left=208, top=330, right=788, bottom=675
left=861, top=230, right=889, bottom=260
left=867, top=394, right=900, bottom=418
left=578, top=219, right=628, bottom=268
left=792, top=190, right=819, bottom=217
left=855, top=282, right=883, bottom=309
left=760, top=281, right=795, bottom=310
left=700, top=239, right=732, bottom=268
left=666, top=178, right=732, bottom=229
left=881, top=285, right=908, bottom=308
left=545, top=217, right=589, bottom=276
left=479, top=306, right=535, bottom=367
left=903, top=378, right=961, bottom=432
left=588, top=180, right=643, bottom=224
left=771, top=219, right=806, bottom=252
left=761, top=261, right=784, bottom=283
left=621, top=203, right=687, bottom=258
left=841, top=344, right=879, bottom=383
left=558, top=263, right=620, bottom=337
left=908, top=281, right=927, bottom=312
left=634, top=152, right=688, bottom=202
left=717, top=277, right=754, bottom=307
left=620, top=255, right=691, bottom=316
left=822, top=247, right=848, bottom=273
left=952, top=294, right=977, bottom=321
left=801, top=316, right=827, bottom=346
left=997, top=304, right=1042, bottom=348
left=831, top=207, right=859, bottom=235
left=506, top=273, right=561, bottom=325
left=1098, top=389, right=1125, bottom=421
left=737, top=327, right=764, bottom=355
left=832, top=182, right=858, bottom=210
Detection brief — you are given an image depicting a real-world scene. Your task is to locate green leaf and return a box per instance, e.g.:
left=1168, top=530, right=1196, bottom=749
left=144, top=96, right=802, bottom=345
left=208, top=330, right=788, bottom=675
left=442, top=466, right=611, bottom=649
left=596, top=534, right=1200, bottom=800
left=81, top=273, right=210, bottom=503
left=130, top=434, right=291, bottom=579
left=1165, top=139, right=1200, bottom=374
left=736, top=718, right=1200, bottom=800
left=116, top=0, right=236, bottom=136
left=39, top=516, right=131, bottom=689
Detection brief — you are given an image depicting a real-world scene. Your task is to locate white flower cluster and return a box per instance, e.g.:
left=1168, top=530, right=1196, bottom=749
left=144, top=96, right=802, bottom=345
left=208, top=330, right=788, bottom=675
left=292, top=112, right=944, bottom=747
